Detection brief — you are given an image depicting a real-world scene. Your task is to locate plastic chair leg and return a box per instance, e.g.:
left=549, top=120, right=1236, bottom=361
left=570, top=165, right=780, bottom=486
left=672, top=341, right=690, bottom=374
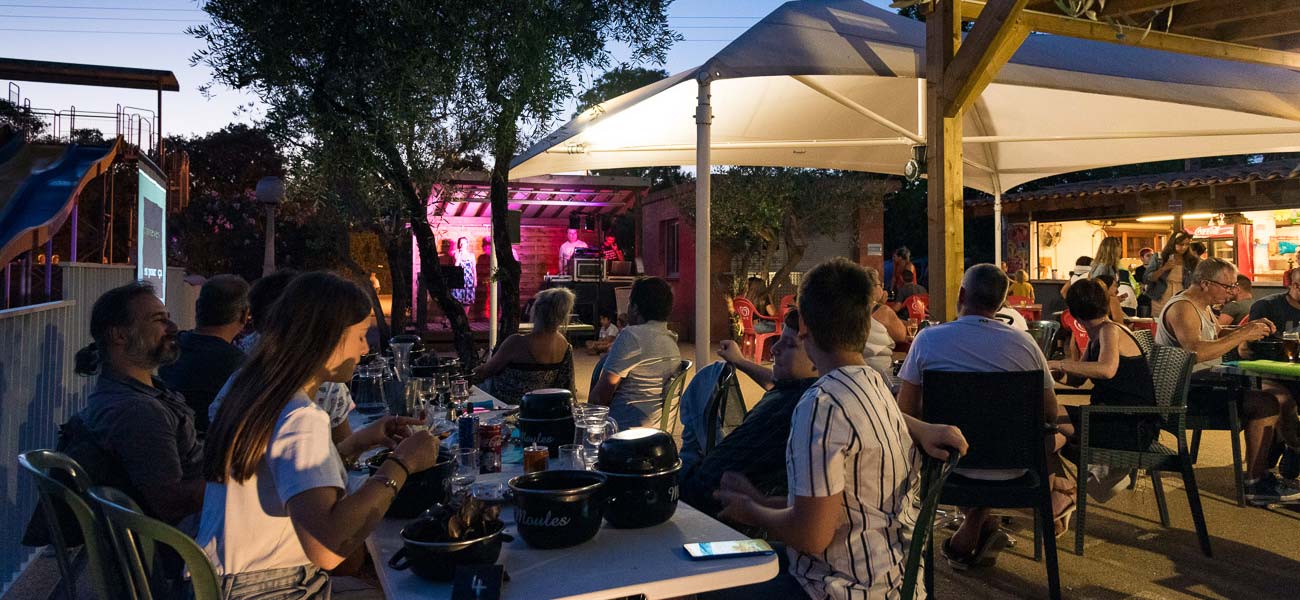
left=1038, top=493, right=1063, bottom=600
left=924, top=530, right=935, bottom=596
left=1189, top=429, right=1202, bottom=463
left=1032, top=508, right=1042, bottom=562
left=1228, top=406, right=1247, bottom=507
left=1180, top=463, right=1213, bottom=558
left=1151, top=470, right=1171, bottom=527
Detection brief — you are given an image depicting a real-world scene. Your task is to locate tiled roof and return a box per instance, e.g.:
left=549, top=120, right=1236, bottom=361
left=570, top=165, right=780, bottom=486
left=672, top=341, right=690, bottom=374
left=967, top=160, right=1300, bottom=206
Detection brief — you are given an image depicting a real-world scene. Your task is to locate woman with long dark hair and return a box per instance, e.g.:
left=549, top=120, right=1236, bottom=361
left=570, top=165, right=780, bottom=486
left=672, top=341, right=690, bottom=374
left=1145, top=231, right=1197, bottom=316
left=198, top=272, right=441, bottom=598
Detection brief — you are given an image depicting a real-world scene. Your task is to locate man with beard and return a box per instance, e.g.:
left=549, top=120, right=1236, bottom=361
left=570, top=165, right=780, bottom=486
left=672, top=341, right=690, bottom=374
left=73, top=281, right=205, bottom=525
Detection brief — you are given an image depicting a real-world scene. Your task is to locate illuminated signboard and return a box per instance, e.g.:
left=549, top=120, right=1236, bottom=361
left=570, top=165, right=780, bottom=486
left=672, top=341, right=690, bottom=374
left=137, top=165, right=167, bottom=302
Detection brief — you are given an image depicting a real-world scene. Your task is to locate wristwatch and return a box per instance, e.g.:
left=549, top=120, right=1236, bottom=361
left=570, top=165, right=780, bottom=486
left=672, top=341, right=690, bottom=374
left=370, top=475, right=400, bottom=494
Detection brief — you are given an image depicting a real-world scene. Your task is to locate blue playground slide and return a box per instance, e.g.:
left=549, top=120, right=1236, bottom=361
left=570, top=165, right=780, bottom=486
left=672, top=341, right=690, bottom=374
left=0, top=134, right=121, bottom=266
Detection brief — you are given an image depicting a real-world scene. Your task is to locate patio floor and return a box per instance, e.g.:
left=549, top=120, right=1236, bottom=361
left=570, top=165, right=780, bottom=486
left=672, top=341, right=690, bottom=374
left=6, top=341, right=1298, bottom=599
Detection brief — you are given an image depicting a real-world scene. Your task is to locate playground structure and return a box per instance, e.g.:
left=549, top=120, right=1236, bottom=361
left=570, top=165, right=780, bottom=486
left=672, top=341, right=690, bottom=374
left=0, top=58, right=187, bottom=309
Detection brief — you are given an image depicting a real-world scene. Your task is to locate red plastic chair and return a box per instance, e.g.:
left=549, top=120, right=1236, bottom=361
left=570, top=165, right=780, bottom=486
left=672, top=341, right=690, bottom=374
left=733, top=298, right=780, bottom=362
left=1007, top=295, right=1033, bottom=307
left=779, top=294, right=796, bottom=315
left=1061, top=310, right=1090, bottom=355
left=904, top=294, right=929, bottom=322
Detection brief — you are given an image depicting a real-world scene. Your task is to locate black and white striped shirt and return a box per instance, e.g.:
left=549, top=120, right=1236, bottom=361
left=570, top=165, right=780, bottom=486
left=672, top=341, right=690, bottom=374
left=786, top=365, right=919, bottom=600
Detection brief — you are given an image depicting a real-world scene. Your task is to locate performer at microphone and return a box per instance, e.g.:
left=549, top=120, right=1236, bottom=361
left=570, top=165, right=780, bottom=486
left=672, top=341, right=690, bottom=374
left=600, top=234, right=625, bottom=262
left=559, top=228, right=588, bottom=274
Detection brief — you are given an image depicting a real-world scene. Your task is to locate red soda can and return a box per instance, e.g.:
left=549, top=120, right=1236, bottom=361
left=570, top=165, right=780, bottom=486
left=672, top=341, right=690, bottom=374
left=478, top=421, right=503, bottom=473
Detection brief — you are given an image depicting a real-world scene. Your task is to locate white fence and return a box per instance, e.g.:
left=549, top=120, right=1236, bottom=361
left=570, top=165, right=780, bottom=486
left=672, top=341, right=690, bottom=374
left=0, top=263, right=195, bottom=591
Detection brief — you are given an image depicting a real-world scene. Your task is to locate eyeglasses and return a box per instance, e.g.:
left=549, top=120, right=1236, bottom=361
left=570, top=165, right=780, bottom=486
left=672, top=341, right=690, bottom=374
left=1204, top=280, right=1239, bottom=292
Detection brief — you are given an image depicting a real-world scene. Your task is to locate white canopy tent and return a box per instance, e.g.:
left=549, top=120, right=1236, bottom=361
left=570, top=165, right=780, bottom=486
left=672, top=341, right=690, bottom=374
left=512, top=0, right=1300, bottom=370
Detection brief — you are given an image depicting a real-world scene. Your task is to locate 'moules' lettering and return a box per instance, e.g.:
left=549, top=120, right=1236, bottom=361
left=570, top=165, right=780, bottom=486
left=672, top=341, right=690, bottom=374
left=517, top=508, right=571, bottom=527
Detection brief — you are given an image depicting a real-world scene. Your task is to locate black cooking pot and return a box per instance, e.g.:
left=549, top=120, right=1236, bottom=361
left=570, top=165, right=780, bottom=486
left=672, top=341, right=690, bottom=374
left=597, top=428, right=678, bottom=475
left=508, top=470, right=607, bottom=549
left=1249, top=339, right=1287, bottom=362
left=600, top=460, right=681, bottom=528
left=520, top=388, right=573, bottom=418
left=388, top=520, right=507, bottom=581
left=596, top=428, right=680, bottom=528
left=367, top=451, right=455, bottom=519
left=516, top=416, right=576, bottom=459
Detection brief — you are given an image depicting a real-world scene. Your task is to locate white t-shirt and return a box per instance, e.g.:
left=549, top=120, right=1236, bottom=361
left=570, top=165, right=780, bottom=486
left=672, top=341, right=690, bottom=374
left=898, top=315, right=1053, bottom=480
left=559, top=240, right=588, bottom=268
left=599, top=323, right=620, bottom=340
left=786, top=366, right=918, bottom=600
left=601, top=321, right=681, bottom=429
left=197, top=393, right=346, bottom=576
left=995, top=306, right=1029, bottom=331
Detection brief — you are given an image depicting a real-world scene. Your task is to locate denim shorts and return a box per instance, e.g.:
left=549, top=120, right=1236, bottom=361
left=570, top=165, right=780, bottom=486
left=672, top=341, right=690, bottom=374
left=219, top=564, right=330, bottom=600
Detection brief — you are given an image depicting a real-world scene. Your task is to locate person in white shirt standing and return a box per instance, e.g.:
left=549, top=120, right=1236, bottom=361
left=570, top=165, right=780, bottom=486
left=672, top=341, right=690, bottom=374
left=558, top=228, right=589, bottom=274
left=198, top=272, right=442, bottom=598
left=713, top=258, right=966, bottom=600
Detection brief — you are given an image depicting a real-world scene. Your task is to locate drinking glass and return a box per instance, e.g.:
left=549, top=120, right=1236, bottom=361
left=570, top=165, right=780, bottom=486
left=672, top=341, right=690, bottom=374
left=524, top=444, right=549, bottom=473
left=557, top=444, right=586, bottom=470
left=390, top=341, right=415, bottom=382
left=905, top=319, right=919, bottom=338
left=451, top=378, right=471, bottom=410
left=451, top=448, right=479, bottom=490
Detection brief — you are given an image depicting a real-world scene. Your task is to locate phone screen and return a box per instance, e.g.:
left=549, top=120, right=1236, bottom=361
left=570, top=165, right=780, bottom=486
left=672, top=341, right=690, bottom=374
left=683, top=539, right=774, bottom=560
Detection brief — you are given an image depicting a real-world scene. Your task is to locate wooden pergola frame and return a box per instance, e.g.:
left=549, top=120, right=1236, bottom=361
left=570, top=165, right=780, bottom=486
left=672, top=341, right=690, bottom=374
left=924, top=0, right=1300, bottom=319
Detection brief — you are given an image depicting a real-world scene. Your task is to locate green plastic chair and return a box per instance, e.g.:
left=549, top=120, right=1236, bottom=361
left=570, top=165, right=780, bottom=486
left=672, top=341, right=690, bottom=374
left=88, top=486, right=222, bottom=600
left=900, top=450, right=961, bottom=600
left=1074, top=344, right=1212, bottom=557
left=659, top=360, right=693, bottom=433
left=18, top=450, right=125, bottom=600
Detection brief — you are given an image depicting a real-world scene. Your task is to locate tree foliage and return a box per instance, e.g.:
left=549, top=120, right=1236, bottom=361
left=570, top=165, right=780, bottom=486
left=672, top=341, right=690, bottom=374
left=0, top=99, right=45, bottom=138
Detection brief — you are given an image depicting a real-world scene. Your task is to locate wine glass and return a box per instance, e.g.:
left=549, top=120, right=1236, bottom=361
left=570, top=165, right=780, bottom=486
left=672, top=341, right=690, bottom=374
left=450, top=378, right=471, bottom=412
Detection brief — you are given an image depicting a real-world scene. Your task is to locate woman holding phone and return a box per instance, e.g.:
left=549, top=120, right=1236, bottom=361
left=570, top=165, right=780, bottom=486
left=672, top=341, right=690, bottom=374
left=199, top=272, right=442, bottom=598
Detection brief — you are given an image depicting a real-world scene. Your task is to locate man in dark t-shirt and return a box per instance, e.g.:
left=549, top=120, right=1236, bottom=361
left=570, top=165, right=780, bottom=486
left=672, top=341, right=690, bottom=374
left=680, top=309, right=817, bottom=518
left=160, top=275, right=249, bottom=431
left=1248, top=268, right=1300, bottom=332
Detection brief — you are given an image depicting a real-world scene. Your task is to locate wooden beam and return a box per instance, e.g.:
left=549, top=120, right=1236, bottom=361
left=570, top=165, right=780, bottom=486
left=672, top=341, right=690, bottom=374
left=1259, top=33, right=1300, bottom=52
left=927, top=0, right=965, bottom=321
left=961, top=1, right=1300, bottom=69
left=1171, top=0, right=1300, bottom=31
left=943, top=0, right=1030, bottom=117
left=1220, top=15, right=1300, bottom=43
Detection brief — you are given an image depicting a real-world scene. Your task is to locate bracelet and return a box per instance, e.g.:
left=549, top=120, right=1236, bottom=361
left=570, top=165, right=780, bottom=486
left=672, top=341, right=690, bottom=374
left=369, top=475, right=400, bottom=494
left=384, top=455, right=412, bottom=478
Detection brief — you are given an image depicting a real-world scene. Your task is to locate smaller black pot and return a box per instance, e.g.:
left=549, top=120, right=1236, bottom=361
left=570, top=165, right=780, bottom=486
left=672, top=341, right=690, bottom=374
left=520, top=388, right=573, bottom=418
left=600, top=460, right=681, bottom=529
left=509, top=470, right=607, bottom=549
left=388, top=520, right=507, bottom=581
left=367, top=451, right=456, bottom=519
left=597, top=428, right=678, bottom=475
left=1250, top=339, right=1287, bottom=362
left=516, top=416, right=576, bottom=458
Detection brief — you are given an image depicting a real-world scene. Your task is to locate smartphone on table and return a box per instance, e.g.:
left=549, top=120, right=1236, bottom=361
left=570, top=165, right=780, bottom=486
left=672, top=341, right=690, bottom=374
left=683, top=539, right=775, bottom=560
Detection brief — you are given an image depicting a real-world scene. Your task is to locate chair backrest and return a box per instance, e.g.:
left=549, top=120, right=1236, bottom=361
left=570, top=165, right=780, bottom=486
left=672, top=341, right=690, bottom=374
left=922, top=370, right=1046, bottom=472
left=659, top=360, right=693, bottom=433
left=88, top=486, right=221, bottom=600
left=1147, top=345, right=1196, bottom=434
left=904, top=294, right=929, bottom=321
left=1026, top=320, right=1060, bottom=358
left=1007, top=295, right=1033, bottom=307
left=589, top=353, right=609, bottom=396
left=1132, top=328, right=1155, bottom=356
left=18, top=450, right=125, bottom=599
left=779, top=294, right=796, bottom=314
left=900, top=451, right=962, bottom=600
left=1237, top=313, right=1249, bottom=326
left=703, top=363, right=746, bottom=454
left=732, top=297, right=758, bottom=333
left=1061, top=310, right=1090, bottom=353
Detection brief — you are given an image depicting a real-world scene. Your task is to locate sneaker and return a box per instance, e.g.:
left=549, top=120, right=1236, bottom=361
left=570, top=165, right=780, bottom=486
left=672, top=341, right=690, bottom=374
left=1245, top=473, right=1300, bottom=506
left=1280, top=446, right=1300, bottom=481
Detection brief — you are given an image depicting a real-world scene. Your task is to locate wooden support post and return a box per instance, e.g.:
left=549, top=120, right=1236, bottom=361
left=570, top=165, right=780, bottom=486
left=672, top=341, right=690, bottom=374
left=927, top=0, right=965, bottom=321
left=943, top=0, right=1029, bottom=117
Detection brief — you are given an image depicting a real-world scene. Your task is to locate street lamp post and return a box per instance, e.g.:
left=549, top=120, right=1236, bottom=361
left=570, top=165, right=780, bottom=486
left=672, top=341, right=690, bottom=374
left=256, top=176, right=285, bottom=276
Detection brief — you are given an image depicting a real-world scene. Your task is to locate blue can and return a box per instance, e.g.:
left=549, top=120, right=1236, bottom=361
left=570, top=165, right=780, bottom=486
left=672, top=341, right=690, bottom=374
left=458, top=415, right=479, bottom=451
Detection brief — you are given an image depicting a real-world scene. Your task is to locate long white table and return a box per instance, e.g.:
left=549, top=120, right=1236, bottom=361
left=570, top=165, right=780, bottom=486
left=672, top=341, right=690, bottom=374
left=364, top=468, right=778, bottom=599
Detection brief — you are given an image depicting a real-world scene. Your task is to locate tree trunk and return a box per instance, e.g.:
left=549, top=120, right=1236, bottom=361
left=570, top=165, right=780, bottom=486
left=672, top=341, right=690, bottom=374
left=768, top=216, right=807, bottom=299
left=382, top=231, right=412, bottom=336
left=490, top=142, right=522, bottom=342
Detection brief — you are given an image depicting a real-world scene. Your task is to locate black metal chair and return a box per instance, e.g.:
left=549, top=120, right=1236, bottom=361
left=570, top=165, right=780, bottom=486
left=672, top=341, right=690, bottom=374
left=921, top=370, right=1062, bottom=600
left=1073, top=344, right=1211, bottom=556
left=1184, top=373, right=1249, bottom=507
left=1027, top=320, right=1061, bottom=360
left=901, top=451, right=961, bottom=600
